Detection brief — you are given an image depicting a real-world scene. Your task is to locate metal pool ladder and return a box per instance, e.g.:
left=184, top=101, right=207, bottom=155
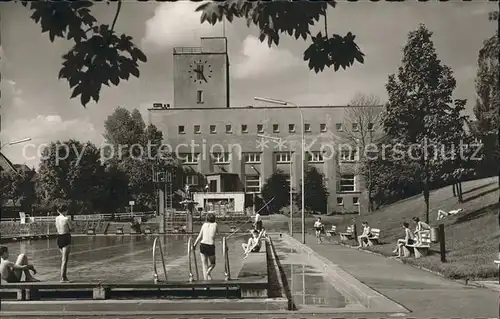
left=187, top=237, right=199, bottom=282
left=223, top=236, right=231, bottom=281
left=152, top=236, right=168, bottom=284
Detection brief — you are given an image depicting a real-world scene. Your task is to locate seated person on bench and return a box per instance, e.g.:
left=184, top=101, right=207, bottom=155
left=437, top=208, right=462, bottom=220
left=392, top=222, right=414, bottom=258
left=412, top=217, right=430, bottom=244
left=356, top=221, right=372, bottom=248
left=0, top=246, right=39, bottom=283
left=242, top=229, right=265, bottom=258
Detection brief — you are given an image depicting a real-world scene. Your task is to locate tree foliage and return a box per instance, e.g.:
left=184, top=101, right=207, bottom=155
left=196, top=0, right=364, bottom=73
left=36, top=140, right=105, bottom=213
left=21, top=0, right=146, bottom=107
left=261, top=170, right=291, bottom=214
left=383, top=24, right=469, bottom=222
left=296, top=167, right=329, bottom=214
left=473, top=31, right=499, bottom=178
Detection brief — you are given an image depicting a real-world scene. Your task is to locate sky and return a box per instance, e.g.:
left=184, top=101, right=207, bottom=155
left=0, top=1, right=497, bottom=168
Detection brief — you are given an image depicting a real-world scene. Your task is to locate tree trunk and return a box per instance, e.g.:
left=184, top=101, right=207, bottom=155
left=367, top=163, right=374, bottom=213
left=452, top=182, right=457, bottom=197
left=457, top=181, right=463, bottom=202
left=423, top=173, right=430, bottom=224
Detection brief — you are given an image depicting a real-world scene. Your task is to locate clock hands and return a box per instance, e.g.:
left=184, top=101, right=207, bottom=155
left=193, top=68, right=208, bottom=82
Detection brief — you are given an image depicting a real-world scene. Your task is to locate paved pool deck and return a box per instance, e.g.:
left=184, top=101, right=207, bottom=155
left=294, top=233, right=498, bottom=318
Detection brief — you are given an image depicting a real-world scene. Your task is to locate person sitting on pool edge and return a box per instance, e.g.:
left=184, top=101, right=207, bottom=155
left=0, top=246, right=39, bottom=283
left=193, top=213, right=218, bottom=280
left=242, top=229, right=265, bottom=258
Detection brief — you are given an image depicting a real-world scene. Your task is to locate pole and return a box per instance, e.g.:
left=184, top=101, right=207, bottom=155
left=289, top=149, right=293, bottom=236
left=438, top=223, right=446, bottom=262
left=300, top=107, right=305, bottom=244
left=253, top=192, right=256, bottom=215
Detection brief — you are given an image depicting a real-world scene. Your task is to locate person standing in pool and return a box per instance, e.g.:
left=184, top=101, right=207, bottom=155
left=55, top=204, right=71, bottom=282
left=193, top=213, right=218, bottom=280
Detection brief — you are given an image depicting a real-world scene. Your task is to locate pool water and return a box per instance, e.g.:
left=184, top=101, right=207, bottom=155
left=3, top=234, right=246, bottom=282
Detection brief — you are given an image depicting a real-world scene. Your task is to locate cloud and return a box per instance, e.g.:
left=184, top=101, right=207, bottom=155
left=0, top=115, right=101, bottom=168
left=232, top=36, right=301, bottom=79
left=142, top=2, right=223, bottom=51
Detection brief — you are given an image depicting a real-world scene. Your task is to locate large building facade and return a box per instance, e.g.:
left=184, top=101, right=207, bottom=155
left=149, top=37, right=381, bottom=214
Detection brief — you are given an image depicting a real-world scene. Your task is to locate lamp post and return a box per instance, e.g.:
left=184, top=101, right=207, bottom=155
left=257, top=134, right=293, bottom=236
left=0, top=137, right=32, bottom=150
left=255, top=97, right=305, bottom=244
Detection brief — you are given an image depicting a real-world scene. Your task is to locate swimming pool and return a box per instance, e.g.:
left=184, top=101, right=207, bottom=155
left=3, top=234, right=247, bottom=282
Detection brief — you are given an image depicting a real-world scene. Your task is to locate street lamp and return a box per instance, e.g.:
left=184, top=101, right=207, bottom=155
left=0, top=137, right=32, bottom=149
left=254, top=97, right=306, bottom=244
left=257, top=134, right=293, bottom=236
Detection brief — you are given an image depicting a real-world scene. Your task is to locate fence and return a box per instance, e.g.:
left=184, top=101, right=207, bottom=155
left=0, top=211, right=156, bottom=222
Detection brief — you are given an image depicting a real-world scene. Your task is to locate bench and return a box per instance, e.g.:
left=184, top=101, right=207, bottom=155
left=86, top=228, right=96, bottom=235
left=404, top=230, right=431, bottom=258
left=326, top=226, right=336, bottom=237
left=339, top=225, right=354, bottom=241
left=365, top=228, right=381, bottom=246
left=144, top=227, right=152, bottom=234
left=116, top=227, right=123, bottom=235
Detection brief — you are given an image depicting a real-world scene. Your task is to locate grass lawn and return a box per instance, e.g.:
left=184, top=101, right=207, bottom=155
left=265, top=177, right=499, bottom=280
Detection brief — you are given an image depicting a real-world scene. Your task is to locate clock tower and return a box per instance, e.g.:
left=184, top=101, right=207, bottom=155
left=173, top=37, right=230, bottom=108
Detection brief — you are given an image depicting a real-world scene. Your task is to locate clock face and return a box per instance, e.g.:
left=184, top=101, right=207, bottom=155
left=188, top=60, right=213, bottom=83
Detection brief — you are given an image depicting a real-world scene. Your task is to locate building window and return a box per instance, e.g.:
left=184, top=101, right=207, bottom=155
left=178, top=125, right=185, bottom=134
left=352, top=123, right=359, bottom=131
left=289, top=124, right=295, bottom=133
left=194, top=125, right=201, bottom=134
left=273, top=124, right=279, bottom=133
left=179, top=153, right=200, bottom=164
left=257, top=124, right=264, bottom=133
left=275, top=152, right=291, bottom=163
left=185, top=175, right=199, bottom=185
left=320, top=123, right=327, bottom=132
left=306, top=151, right=324, bottom=163
left=197, top=90, right=204, bottom=104
left=337, top=197, right=344, bottom=205
left=368, top=122, right=374, bottom=131
left=353, top=196, right=359, bottom=205
left=226, top=125, right=232, bottom=134
left=304, top=123, right=311, bottom=132
left=339, top=149, right=357, bottom=162
left=241, top=124, right=248, bottom=133
left=210, top=125, right=216, bottom=134
left=212, top=152, right=231, bottom=164
left=339, top=174, right=355, bottom=192
left=245, top=175, right=261, bottom=193
left=244, top=153, right=261, bottom=163
left=336, top=123, right=343, bottom=131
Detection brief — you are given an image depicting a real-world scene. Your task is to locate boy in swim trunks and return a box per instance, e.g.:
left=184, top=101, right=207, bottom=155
left=55, top=204, right=72, bottom=282
left=313, top=217, right=324, bottom=244
left=0, top=246, right=39, bottom=283
left=193, top=213, right=218, bottom=280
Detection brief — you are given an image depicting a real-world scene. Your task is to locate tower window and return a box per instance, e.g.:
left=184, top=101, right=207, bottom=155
left=197, top=90, right=204, bottom=104
left=320, top=123, right=327, bottom=132
left=273, top=124, right=279, bottom=133
left=289, top=124, right=296, bottom=133
left=194, top=125, right=201, bottom=134
left=257, top=124, right=264, bottom=133
left=226, top=125, right=232, bottom=134
left=210, top=125, right=216, bottom=134
left=304, top=123, right=311, bottom=132
left=241, top=124, right=248, bottom=133
left=178, top=125, right=185, bottom=134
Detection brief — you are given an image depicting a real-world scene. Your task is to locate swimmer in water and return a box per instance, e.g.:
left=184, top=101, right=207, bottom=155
left=193, top=213, right=218, bottom=280
left=55, top=204, right=72, bottom=282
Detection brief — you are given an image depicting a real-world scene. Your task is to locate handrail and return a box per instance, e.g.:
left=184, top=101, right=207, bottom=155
left=187, top=237, right=199, bottom=282
left=222, top=236, right=230, bottom=281
left=152, top=237, right=168, bottom=284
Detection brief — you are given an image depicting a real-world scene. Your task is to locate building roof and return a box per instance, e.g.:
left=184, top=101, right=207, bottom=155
left=0, top=152, right=17, bottom=174
left=148, top=105, right=384, bottom=111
